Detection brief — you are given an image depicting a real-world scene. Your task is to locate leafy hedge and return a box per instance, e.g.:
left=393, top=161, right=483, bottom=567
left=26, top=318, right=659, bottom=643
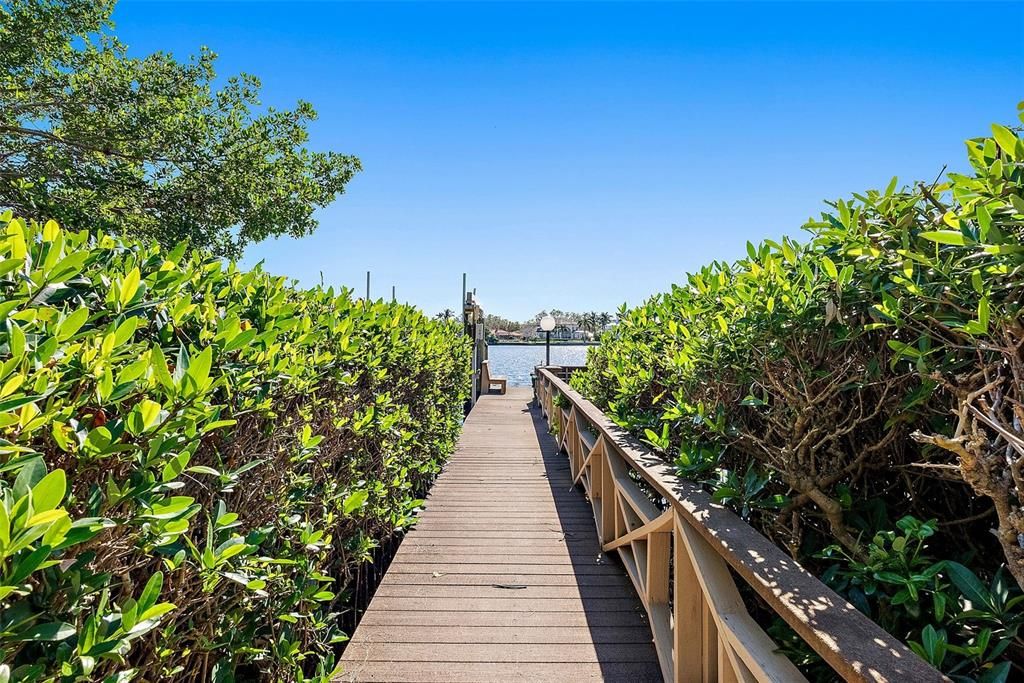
left=0, top=214, right=470, bottom=682
left=575, top=106, right=1024, bottom=680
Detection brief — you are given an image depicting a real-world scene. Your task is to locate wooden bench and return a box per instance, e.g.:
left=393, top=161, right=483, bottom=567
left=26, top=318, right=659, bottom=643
left=480, top=360, right=507, bottom=395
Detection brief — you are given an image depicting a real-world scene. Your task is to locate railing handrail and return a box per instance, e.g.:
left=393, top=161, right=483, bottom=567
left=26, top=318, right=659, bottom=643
left=537, top=367, right=945, bottom=683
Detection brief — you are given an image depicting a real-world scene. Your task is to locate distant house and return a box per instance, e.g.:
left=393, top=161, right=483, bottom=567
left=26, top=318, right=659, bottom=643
left=489, top=328, right=523, bottom=342
left=533, top=318, right=578, bottom=340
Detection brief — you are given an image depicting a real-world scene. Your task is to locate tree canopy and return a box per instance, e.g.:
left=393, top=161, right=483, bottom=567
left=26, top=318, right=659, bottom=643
left=0, top=0, right=361, bottom=257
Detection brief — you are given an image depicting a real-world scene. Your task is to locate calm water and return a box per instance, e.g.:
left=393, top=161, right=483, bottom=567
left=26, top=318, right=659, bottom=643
left=486, top=344, right=593, bottom=387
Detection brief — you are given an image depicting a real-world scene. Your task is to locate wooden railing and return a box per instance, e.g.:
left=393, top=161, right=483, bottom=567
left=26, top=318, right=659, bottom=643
left=535, top=368, right=945, bottom=683
left=543, top=364, right=586, bottom=380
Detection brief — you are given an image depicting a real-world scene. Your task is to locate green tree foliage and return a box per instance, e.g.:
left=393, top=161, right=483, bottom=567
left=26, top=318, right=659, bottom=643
left=482, top=311, right=616, bottom=339
left=0, top=0, right=361, bottom=258
left=574, top=107, right=1024, bottom=680
left=482, top=314, right=521, bottom=333
left=0, top=213, right=469, bottom=681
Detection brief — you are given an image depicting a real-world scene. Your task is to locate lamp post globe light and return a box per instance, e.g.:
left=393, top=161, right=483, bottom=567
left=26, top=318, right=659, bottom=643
left=540, top=314, right=556, bottom=367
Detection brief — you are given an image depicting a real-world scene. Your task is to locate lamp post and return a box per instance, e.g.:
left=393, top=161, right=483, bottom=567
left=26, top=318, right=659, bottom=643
left=540, top=314, right=556, bottom=367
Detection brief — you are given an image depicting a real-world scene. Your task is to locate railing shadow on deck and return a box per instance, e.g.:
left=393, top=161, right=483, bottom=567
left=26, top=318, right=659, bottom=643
left=534, top=367, right=948, bottom=683
left=521, top=395, right=663, bottom=682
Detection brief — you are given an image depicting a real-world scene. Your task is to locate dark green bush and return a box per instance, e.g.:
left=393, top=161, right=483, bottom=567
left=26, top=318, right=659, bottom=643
left=0, top=214, right=470, bottom=681
left=575, top=106, right=1024, bottom=680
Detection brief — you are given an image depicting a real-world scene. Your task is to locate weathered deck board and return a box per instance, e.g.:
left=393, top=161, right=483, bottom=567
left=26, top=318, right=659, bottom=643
left=336, top=388, right=661, bottom=682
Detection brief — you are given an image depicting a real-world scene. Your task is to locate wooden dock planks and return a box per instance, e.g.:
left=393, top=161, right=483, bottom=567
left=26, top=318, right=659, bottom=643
left=336, top=388, right=661, bottom=682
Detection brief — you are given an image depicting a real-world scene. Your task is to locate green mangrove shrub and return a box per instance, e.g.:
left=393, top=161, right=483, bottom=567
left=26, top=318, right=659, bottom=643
left=574, top=106, right=1024, bottom=680
left=0, top=214, right=470, bottom=682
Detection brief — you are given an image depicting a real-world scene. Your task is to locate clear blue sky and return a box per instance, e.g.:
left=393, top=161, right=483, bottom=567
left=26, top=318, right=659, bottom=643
left=114, top=1, right=1022, bottom=321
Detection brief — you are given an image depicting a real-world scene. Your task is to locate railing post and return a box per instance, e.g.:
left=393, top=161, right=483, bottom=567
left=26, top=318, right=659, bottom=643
left=600, top=446, right=616, bottom=545
left=566, top=408, right=577, bottom=477
left=674, top=511, right=702, bottom=683
left=647, top=530, right=671, bottom=606
left=702, top=599, right=719, bottom=683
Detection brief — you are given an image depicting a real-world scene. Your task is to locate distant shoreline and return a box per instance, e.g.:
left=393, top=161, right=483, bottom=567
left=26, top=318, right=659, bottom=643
left=487, top=341, right=599, bottom=346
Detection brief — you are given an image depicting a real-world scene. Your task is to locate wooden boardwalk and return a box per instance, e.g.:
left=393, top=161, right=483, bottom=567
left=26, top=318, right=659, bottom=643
left=336, top=388, right=661, bottom=682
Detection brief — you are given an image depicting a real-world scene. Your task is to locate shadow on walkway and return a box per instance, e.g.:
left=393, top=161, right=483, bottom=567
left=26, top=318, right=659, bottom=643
left=523, top=393, right=662, bottom=681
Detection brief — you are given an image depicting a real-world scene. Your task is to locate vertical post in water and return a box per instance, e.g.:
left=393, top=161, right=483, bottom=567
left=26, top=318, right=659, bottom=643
left=461, top=274, right=473, bottom=410
left=463, top=287, right=480, bottom=409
